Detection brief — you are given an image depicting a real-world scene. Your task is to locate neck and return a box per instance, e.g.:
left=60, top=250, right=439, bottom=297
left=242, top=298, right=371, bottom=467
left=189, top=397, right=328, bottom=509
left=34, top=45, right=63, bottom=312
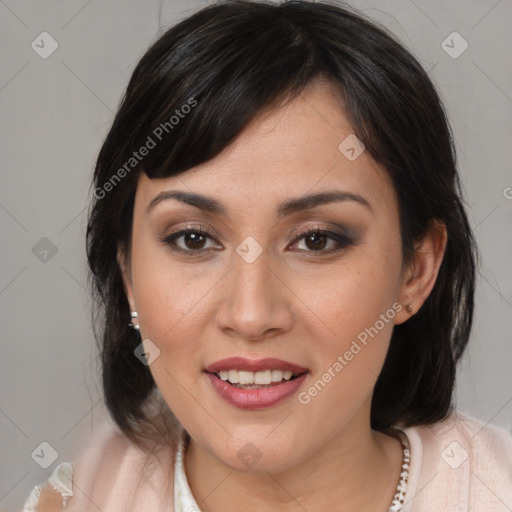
left=183, top=415, right=404, bottom=512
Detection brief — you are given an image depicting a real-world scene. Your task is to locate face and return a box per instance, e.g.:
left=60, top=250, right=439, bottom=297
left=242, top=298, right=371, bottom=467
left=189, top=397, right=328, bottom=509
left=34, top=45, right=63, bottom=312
left=119, top=79, right=419, bottom=473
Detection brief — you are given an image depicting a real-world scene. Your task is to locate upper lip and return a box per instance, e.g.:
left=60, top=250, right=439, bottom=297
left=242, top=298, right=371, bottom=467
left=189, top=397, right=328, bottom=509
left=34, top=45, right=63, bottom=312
left=204, top=357, right=309, bottom=375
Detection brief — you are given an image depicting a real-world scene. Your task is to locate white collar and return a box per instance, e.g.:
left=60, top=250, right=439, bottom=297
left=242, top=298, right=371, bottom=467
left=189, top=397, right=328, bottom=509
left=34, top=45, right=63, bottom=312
left=174, top=432, right=200, bottom=512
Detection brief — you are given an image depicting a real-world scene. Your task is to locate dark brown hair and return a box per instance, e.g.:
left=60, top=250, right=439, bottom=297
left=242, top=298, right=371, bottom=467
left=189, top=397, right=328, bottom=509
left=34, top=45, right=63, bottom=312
left=86, top=0, right=478, bottom=450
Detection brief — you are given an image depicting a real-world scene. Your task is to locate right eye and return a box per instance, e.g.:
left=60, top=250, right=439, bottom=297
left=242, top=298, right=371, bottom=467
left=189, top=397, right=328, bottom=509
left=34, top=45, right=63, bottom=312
left=159, top=225, right=221, bottom=254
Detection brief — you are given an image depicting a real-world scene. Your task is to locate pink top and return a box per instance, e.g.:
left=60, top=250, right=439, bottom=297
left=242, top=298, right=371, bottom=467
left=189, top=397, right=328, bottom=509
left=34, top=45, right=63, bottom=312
left=23, top=409, right=512, bottom=511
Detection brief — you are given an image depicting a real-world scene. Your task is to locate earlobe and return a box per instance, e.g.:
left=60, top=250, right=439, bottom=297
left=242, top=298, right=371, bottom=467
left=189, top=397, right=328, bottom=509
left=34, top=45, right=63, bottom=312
left=395, top=220, right=447, bottom=325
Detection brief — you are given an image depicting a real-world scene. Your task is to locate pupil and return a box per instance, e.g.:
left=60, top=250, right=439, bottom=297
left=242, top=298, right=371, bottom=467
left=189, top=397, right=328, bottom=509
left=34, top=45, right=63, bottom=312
left=306, top=233, right=326, bottom=251
left=185, top=233, right=205, bottom=249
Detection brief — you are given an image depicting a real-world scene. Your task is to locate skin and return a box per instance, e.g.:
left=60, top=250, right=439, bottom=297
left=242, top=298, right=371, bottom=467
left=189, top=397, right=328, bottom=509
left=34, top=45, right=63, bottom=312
left=118, top=78, right=447, bottom=512
left=37, top=485, right=63, bottom=512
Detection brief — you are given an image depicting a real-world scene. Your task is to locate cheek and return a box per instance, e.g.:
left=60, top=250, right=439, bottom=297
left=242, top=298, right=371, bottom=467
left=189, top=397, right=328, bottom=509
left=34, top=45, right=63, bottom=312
left=130, top=234, right=213, bottom=338
left=130, top=256, right=208, bottom=426
left=295, top=244, right=401, bottom=396
left=300, top=250, right=401, bottom=343
left=294, top=294, right=396, bottom=429
left=128, top=249, right=210, bottom=400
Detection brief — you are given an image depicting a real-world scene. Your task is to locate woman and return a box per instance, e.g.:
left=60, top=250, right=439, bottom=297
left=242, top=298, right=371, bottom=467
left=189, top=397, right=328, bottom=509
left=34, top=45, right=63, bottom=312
left=23, top=1, right=512, bottom=511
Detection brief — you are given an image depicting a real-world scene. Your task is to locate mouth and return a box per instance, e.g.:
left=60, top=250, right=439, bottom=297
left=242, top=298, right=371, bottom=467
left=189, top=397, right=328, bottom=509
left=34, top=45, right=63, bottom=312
left=203, top=357, right=310, bottom=409
left=203, top=356, right=309, bottom=388
left=205, top=368, right=307, bottom=388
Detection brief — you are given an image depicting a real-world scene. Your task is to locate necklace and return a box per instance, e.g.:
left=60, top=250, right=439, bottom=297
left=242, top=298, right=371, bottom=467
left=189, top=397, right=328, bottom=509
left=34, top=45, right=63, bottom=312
left=174, top=429, right=410, bottom=511
left=388, top=429, right=411, bottom=511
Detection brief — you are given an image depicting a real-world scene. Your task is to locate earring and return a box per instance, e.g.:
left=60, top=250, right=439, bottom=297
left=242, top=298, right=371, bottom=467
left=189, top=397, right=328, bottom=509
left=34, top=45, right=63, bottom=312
left=129, top=311, right=140, bottom=330
left=406, top=304, right=413, bottom=313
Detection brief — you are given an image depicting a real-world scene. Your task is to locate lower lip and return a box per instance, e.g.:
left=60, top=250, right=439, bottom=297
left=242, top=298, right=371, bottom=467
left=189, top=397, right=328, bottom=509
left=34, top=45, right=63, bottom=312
left=205, top=372, right=309, bottom=410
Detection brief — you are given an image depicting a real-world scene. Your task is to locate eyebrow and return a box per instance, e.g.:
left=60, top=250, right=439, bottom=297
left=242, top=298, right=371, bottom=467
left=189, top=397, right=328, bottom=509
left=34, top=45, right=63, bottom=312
left=146, top=189, right=373, bottom=218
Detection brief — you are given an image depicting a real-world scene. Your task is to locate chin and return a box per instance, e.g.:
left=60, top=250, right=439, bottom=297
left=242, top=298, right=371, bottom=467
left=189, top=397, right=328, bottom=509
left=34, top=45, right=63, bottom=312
left=209, top=434, right=303, bottom=474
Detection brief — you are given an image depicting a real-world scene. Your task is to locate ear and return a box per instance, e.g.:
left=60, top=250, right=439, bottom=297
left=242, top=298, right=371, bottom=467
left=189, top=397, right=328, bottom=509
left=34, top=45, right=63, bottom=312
left=394, top=219, right=447, bottom=325
left=117, top=246, right=136, bottom=311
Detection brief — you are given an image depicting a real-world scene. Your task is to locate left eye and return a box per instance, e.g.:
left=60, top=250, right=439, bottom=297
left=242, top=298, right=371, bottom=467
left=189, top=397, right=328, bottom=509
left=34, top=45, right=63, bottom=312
left=289, top=228, right=351, bottom=253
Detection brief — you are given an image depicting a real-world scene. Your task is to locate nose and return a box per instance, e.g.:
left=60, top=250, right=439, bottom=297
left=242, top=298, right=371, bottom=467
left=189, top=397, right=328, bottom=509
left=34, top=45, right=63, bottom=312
left=214, top=248, right=294, bottom=341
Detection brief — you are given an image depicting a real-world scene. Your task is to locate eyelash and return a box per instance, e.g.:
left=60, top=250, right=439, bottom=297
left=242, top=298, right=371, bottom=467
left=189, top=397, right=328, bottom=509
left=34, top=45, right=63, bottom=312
left=159, top=223, right=354, bottom=257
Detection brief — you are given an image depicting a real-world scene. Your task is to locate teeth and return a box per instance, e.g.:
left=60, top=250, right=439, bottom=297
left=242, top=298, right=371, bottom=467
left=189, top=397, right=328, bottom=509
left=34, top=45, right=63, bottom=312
left=216, top=369, right=297, bottom=385
left=238, top=371, right=254, bottom=385
left=254, top=370, right=272, bottom=385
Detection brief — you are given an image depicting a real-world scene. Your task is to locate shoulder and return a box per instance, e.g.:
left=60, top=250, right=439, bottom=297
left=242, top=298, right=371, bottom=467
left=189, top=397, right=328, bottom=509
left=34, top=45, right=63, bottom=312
left=413, top=409, right=512, bottom=466
left=22, top=423, right=124, bottom=511
left=401, top=409, right=512, bottom=511
left=22, top=421, right=179, bottom=512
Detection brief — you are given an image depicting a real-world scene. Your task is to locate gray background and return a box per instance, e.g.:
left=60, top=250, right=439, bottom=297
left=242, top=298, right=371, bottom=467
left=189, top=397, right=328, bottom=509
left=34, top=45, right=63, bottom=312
left=1, top=0, right=511, bottom=510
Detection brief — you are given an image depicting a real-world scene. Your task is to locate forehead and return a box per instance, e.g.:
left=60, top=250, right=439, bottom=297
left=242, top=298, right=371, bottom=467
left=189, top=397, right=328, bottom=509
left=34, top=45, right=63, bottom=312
left=134, top=80, right=397, bottom=218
